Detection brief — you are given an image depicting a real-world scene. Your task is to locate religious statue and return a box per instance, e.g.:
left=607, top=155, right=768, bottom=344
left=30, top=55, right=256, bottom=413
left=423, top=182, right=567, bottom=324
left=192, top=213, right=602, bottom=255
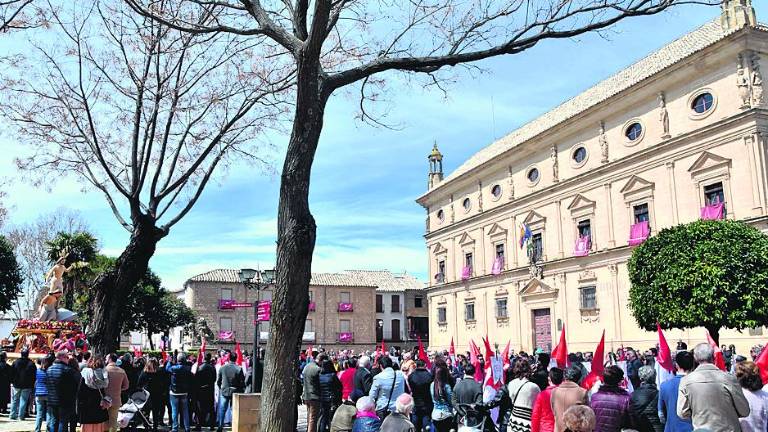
left=449, top=196, right=455, bottom=223
left=659, top=92, right=670, bottom=139
left=599, top=121, right=609, bottom=164
left=551, top=146, right=559, bottom=182
left=39, top=256, right=76, bottom=321
left=752, top=55, right=764, bottom=106
left=477, top=181, right=483, bottom=212
left=507, top=166, right=515, bottom=200
left=38, top=289, right=62, bottom=322
left=737, top=55, right=752, bottom=109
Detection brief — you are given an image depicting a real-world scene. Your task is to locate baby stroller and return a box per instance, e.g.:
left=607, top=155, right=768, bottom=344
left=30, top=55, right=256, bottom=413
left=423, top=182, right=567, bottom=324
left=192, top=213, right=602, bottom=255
left=456, top=403, right=496, bottom=432
left=118, top=389, right=153, bottom=430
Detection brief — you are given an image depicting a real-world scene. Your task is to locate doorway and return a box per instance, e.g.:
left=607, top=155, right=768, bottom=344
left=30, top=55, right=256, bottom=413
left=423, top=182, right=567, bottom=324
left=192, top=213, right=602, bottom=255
left=532, top=308, right=552, bottom=352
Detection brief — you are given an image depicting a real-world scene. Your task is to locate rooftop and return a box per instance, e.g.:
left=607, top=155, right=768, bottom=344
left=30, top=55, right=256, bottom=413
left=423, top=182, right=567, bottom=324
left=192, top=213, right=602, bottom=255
left=422, top=19, right=767, bottom=199
left=185, top=268, right=425, bottom=291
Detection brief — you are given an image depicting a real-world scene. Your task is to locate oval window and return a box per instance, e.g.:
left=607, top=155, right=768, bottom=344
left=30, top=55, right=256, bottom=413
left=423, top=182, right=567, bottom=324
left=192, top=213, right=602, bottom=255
left=491, top=184, right=502, bottom=198
left=437, top=209, right=444, bottom=222
left=573, top=147, right=587, bottom=164
left=527, top=168, right=539, bottom=183
left=462, top=198, right=471, bottom=211
left=692, top=92, right=714, bottom=114
left=625, top=122, right=643, bottom=141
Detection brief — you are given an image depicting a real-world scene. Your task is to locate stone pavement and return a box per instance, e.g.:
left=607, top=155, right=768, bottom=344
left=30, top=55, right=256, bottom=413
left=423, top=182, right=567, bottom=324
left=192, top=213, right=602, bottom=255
left=0, top=406, right=308, bottom=432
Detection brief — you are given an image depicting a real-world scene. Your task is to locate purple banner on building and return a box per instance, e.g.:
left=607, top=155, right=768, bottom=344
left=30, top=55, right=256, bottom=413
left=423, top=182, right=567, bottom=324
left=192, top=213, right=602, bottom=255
left=308, top=302, right=316, bottom=312
left=338, top=332, right=354, bottom=342
left=338, top=302, right=354, bottom=312
left=219, top=299, right=235, bottom=309
left=219, top=331, right=234, bottom=340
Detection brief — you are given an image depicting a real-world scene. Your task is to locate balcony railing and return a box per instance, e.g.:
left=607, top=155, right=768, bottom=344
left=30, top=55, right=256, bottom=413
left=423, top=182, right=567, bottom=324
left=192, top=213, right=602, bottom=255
left=338, top=302, right=354, bottom=312
left=408, top=331, right=429, bottom=340
left=338, top=332, right=354, bottom=342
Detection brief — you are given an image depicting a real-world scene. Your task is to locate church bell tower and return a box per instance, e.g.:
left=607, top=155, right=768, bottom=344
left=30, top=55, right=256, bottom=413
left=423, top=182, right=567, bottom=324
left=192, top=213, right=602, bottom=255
left=428, top=142, right=444, bottom=189
left=721, top=0, right=756, bottom=31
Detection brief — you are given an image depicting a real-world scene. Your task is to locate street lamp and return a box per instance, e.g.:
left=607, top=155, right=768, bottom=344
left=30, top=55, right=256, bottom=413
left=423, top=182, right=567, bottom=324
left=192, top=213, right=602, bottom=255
left=238, top=268, right=275, bottom=393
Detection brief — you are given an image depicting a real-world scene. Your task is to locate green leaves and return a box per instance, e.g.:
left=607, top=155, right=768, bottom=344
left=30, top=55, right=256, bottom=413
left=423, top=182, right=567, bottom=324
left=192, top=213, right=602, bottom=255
left=0, top=236, right=23, bottom=313
left=628, top=220, right=768, bottom=335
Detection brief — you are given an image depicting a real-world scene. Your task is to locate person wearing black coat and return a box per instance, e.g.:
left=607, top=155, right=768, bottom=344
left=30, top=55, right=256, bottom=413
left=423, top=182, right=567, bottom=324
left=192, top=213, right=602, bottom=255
left=10, top=350, right=37, bottom=420
left=407, top=360, right=433, bottom=432
left=139, top=358, right=170, bottom=432
left=629, top=366, right=663, bottom=432
left=317, top=359, right=342, bottom=432
left=0, top=352, right=12, bottom=414
left=77, top=359, right=109, bottom=432
left=195, top=355, right=216, bottom=431
left=353, top=356, right=373, bottom=395
left=47, top=353, right=79, bottom=432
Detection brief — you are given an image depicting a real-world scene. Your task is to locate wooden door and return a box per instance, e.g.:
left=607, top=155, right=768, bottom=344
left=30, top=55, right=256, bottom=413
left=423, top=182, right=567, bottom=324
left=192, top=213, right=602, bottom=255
left=533, top=308, right=552, bottom=352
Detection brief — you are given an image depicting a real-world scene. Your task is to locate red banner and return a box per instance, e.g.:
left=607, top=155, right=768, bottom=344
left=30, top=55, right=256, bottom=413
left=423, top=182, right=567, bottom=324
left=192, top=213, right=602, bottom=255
left=257, top=300, right=271, bottom=321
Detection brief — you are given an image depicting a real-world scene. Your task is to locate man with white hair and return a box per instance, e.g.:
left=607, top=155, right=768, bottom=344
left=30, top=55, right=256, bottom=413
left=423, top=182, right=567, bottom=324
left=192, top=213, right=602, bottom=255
left=354, top=355, right=373, bottom=395
left=677, top=342, right=749, bottom=431
left=380, top=393, right=416, bottom=432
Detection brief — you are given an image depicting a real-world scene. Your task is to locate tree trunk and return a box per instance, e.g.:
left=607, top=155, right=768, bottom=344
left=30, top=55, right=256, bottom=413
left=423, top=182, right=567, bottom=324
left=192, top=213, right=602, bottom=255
left=88, top=215, right=164, bottom=355
left=259, top=54, right=329, bottom=432
left=147, top=330, right=155, bottom=350
left=706, top=325, right=720, bottom=347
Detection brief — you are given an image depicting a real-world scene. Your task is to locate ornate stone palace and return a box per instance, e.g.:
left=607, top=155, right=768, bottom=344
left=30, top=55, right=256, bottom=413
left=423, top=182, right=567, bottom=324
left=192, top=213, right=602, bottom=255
left=418, top=1, right=768, bottom=354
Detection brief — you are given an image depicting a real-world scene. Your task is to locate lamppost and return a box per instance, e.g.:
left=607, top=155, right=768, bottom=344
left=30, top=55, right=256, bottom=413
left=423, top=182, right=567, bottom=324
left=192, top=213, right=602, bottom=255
left=238, top=267, right=275, bottom=392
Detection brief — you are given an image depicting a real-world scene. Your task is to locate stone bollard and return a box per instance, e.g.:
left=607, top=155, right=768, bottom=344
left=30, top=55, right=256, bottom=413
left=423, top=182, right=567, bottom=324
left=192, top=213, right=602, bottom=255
left=233, top=393, right=261, bottom=432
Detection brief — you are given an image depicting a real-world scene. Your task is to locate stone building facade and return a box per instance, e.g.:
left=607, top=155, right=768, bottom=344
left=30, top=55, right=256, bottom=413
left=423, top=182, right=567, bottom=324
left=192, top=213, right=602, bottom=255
left=418, top=3, right=768, bottom=354
left=184, top=269, right=378, bottom=352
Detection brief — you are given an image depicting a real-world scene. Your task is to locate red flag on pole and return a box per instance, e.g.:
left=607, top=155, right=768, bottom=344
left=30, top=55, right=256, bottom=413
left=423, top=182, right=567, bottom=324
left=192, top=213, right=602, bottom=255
left=705, top=330, right=726, bottom=371
left=161, top=351, right=168, bottom=362
left=755, top=345, right=768, bottom=384
left=656, top=323, right=675, bottom=373
left=502, top=340, right=511, bottom=368
left=449, top=337, right=455, bottom=358
left=469, top=340, right=482, bottom=382
left=417, top=335, right=431, bottom=369
left=235, top=340, right=244, bottom=366
left=381, top=340, right=386, bottom=356
left=551, top=325, right=568, bottom=369
left=581, top=331, right=605, bottom=389
left=197, top=338, right=207, bottom=366
left=482, top=335, right=493, bottom=365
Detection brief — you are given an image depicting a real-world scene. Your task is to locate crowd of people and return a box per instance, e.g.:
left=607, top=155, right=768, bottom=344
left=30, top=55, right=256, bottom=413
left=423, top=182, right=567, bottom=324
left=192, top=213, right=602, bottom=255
left=0, top=348, right=249, bottom=432
left=299, top=342, right=768, bottom=432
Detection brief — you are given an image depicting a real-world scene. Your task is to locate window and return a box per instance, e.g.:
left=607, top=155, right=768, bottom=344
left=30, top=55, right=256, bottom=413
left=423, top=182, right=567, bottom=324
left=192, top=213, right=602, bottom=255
left=527, top=168, right=540, bottom=183
left=414, top=296, right=423, bottom=308
left=465, top=252, right=473, bottom=268
left=704, top=182, right=726, bottom=217
left=308, top=291, right=314, bottom=302
left=633, top=203, right=649, bottom=223
left=391, top=295, right=400, bottom=313
left=305, top=319, right=313, bottom=332
left=391, top=319, right=401, bottom=341
left=495, top=298, right=508, bottom=318
left=577, top=219, right=591, bottom=238
left=437, top=209, right=445, bottom=222
left=340, top=292, right=351, bottom=303
left=220, top=317, right=233, bottom=332
left=221, top=288, right=233, bottom=300
left=462, top=198, right=472, bottom=212
left=436, top=260, right=446, bottom=283
left=437, top=307, right=447, bottom=324
left=495, top=243, right=505, bottom=259
left=465, top=303, right=475, bottom=321
left=491, top=184, right=502, bottom=199
left=692, top=92, right=714, bottom=114
left=625, top=122, right=643, bottom=141
left=340, top=319, right=351, bottom=333
left=580, top=286, right=597, bottom=310
left=531, top=233, right=543, bottom=262
left=573, top=147, right=587, bottom=164
left=376, top=295, right=383, bottom=313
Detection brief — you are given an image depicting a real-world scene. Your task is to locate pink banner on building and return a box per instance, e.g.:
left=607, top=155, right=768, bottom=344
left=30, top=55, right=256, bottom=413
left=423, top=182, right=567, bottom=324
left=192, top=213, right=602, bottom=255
left=338, top=332, right=354, bottom=342
left=338, top=302, right=354, bottom=312
left=218, top=331, right=234, bottom=340
left=574, top=235, right=591, bottom=256
left=629, top=221, right=650, bottom=246
left=219, top=299, right=235, bottom=309
left=701, top=203, right=724, bottom=220
left=308, top=302, right=316, bottom=312
left=461, top=266, right=472, bottom=280
left=256, top=300, right=271, bottom=321
left=491, top=257, right=504, bottom=275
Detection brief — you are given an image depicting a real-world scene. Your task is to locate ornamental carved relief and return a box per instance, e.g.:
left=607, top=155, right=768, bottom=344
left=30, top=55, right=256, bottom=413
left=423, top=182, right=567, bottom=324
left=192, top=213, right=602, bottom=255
left=599, top=121, right=609, bottom=164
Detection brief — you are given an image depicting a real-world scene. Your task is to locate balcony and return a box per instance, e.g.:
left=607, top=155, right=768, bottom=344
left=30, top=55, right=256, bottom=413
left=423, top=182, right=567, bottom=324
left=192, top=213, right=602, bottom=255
left=308, top=301, right=316, bottom=312
left=408, top=331, right=429, bottom=340
left=338, top=332, right=354, bottom=342
left=338, top=302, right=354, bottom=312
left=219, top=299, right=235, bottom=310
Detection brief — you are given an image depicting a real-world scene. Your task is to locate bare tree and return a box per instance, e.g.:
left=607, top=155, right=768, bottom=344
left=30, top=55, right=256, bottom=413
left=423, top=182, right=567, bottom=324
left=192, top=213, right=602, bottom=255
left=4, top=209, right=90, bottom=319
left=0, top=0, right=292, bottom=354
left=120, top=0, right=720, bottom=429
left=1, top=0, right=40, bottom=32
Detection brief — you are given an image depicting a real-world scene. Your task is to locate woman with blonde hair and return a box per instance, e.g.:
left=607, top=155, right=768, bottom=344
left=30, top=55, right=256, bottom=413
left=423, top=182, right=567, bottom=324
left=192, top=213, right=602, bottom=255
left=562, top=405, right=596, bottom=432
left=736, top=361, right=768, bottom=432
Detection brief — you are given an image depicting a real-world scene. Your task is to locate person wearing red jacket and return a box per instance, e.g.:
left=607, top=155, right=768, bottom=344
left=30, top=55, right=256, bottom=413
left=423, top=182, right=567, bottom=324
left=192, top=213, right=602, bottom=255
left=531, top=367, right=564, bottom=432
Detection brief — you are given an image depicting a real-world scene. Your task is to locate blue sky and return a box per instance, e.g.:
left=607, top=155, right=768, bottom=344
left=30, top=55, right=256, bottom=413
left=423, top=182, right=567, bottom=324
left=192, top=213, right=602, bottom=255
left=2, top=3, right=764, bottom=291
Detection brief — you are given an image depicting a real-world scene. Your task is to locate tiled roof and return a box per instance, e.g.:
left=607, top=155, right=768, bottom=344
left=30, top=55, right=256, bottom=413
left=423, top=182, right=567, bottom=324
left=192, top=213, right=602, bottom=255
left=186, top=268, right=426, bottom=291
left=343, top=270, right=427, bottom=292
left=186, top=268, right=377, bottom=287
left=432, top=20, right=764, bottom=192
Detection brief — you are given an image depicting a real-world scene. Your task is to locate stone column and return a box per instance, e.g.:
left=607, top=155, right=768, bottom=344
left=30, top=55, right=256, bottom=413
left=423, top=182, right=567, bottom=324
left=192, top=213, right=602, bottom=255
left=665, top=162, right=679, bottom=225
left=555, top=200, right=564, bottom=259
left=604, top=184, right=616, bottom=248
left=609, top=264, right=623, bottom=342
left=745, top=133, right=764, bottom=214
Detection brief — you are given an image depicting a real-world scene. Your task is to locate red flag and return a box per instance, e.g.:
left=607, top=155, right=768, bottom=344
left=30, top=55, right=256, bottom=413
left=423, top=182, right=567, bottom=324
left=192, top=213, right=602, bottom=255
left=581, top=331, right=605, bottom=390
left=755, top=345, right=768, bottom=384
left=551, top=326, right=568, bottom=369
left=449, top=338, right=455, bottom=358
left=618, top=344, right=626, bottom=361
left=381, top=340, right=386, bottom=355
left=417, top=335, right=431, bottom=369
left=197, top=338, right=207, bottom=366
left=469, top=340, right=481, bottom=382
left=235, top=341, right=244, bottom=366
left=502, top=340, right=511, bottom=368
left=161, top=351, right=168, bottom=362
left=705, top=330, right=726, bottom=371
left=656, top=323, right=675, bottom=372
left=482, top=336, right=493, bottom=366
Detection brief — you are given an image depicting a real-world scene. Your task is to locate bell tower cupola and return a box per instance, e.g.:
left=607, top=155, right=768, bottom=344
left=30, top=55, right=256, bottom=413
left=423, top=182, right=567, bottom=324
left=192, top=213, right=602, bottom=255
left=428, top=141, right=444, bottom=189
left=721, top=0, right=756, bottom=31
